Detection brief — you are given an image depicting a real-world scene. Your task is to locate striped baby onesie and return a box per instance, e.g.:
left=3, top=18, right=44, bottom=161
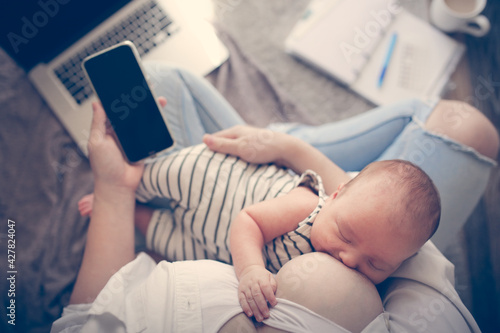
left=135, top=143, right=327, bottom=272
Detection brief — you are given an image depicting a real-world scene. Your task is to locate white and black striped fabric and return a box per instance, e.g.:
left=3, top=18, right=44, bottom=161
left=135, top=144, right=326, bottom=272
left=263, top=172, right=326, bottom=273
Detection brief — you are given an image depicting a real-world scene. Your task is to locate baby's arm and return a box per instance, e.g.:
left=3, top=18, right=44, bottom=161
left=231, top=186, right=318, bottom=322
left=203, top=126, right=351, bottom=194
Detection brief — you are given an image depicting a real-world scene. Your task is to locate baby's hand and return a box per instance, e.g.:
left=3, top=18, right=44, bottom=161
left=238, top=265, right=278, bottom=322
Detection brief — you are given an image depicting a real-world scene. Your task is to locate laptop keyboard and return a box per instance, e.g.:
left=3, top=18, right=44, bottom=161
left=54, top=0, right=179, bottom=105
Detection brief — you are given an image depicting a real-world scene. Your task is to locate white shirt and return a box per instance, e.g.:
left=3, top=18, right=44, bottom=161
left=51, top=241, right=480, bottom=332
left=50, top=253, right=389, bottom=332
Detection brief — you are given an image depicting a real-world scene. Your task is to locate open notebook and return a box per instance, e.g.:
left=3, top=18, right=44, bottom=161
left=285, top=0, right=465, bottom=105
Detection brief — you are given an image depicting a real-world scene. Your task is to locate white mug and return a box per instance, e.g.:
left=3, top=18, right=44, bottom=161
left=430, top=0, right=490, bottom=37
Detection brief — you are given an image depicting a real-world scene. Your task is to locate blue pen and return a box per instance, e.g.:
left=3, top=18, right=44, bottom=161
left=377, top=32, right=398, bottom=88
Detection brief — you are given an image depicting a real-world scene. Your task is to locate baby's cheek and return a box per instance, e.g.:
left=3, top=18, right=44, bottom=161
left=314, top=233, right=337, bottom=253
left=368, top=274, right=384, bottom=285
left=310, top=234, right=324, bottom=252
left=310, top=227, right=325, bottom=250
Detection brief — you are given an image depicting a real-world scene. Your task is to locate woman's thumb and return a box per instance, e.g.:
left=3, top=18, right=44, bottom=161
left=203, top=134, right=237, bottom=155
left=90, top=102, right=107, bottom=135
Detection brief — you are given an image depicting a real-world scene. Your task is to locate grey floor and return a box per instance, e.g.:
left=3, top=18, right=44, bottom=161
left=213, top=0, right=500, bottom=332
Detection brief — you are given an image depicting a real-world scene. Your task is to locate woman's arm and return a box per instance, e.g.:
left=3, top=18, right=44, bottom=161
left=203, top=126, right=351, bottom=194
left=69, top=100, right=165, bottom=304
left=69, top=184, right=138, bottom=305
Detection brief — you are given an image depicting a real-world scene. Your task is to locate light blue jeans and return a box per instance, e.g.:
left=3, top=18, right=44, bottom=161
left=144, top=63, right=496, bottom=252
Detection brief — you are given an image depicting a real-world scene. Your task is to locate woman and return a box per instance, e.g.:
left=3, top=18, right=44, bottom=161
left=54, top=63, right=497, bottom=332
left=51, top=99, right=386, bottom=333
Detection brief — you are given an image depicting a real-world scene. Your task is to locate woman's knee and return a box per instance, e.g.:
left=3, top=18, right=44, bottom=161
left=425, top=100, right=499, bottom=160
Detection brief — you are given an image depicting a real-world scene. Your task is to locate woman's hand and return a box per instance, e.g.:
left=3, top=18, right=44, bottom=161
left=202, top=125, right=290, bottom=166
left=70, top=97, right=167, bottom=305
left=204, top=124, right=351, bottom=195
left=88, top=98, right=167, bottom=191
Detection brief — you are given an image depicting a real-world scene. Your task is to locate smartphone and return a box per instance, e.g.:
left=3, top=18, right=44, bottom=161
left=82, top=41, right=174, bottom=163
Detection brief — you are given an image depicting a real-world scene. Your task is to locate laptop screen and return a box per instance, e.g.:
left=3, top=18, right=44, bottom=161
left=0, top=0, right=131, bottom=70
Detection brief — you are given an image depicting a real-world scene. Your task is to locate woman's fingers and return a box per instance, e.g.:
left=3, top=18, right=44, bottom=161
left=203, top=134, right=240, bottom=156
left=209, top=125, right=244, bottom=139
left=158, top=96, right=167, bottom=108
left=204, top=125, right=284, bottom=165
left=90, top=102, right=106, bottom=136
left=88, top=102, right=111, bottom=153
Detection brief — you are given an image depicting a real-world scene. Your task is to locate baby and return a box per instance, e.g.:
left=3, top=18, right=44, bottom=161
left=79, top=141, right=440, bottom=322
left=230, top=155, right=440, bottom=321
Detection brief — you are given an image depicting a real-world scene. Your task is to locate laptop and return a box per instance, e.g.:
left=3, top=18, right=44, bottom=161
left=0, top=0, right=229, bottom=156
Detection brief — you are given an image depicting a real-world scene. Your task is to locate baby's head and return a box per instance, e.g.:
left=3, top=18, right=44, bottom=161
left=310, top=159, right=440, bottom=284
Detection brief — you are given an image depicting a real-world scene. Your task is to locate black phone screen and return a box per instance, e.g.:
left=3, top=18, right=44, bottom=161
left=84, top=43, right=174, bottom=162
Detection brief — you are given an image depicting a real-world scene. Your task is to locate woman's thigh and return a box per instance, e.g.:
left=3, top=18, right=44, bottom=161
left=269, top=99, right=434, bottom=171
left=144, top=62, right=245, bottom=151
